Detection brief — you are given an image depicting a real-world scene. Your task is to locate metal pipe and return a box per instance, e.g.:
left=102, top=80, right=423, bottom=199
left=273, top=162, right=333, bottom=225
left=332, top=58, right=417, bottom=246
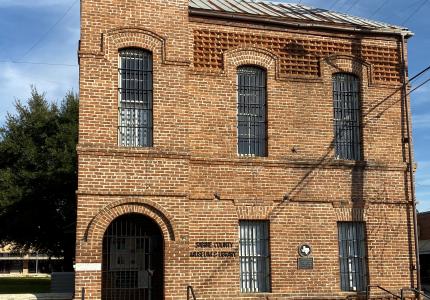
left=400, top=32, right=421, bottom=292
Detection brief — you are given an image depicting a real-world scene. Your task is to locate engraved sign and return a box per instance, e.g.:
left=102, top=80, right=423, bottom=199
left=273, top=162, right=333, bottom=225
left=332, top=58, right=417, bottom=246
left=189, top=241, right=237, bottom=258
left=298, top=257, right=314, bottom=269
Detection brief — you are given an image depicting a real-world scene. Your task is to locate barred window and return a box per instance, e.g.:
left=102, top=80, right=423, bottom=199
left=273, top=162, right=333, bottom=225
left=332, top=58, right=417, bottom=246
left=333, top=73, right=361, bottom=160
left=118, top=48, right=153, bottom=147
left=237, top=66, right=267, bottom=156
left=239, top=221, right=270, bottom=293
left=338, top=222, right=368, bottom=292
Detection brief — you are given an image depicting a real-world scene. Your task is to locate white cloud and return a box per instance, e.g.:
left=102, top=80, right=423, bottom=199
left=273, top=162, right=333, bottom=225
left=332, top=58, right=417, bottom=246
left=0, top=62, right=78, bottom=123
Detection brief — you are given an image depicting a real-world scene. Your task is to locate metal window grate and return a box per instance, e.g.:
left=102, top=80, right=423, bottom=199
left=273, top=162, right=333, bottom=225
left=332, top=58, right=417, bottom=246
left=333, top=73, right=361, bottom=160
left=102, top=214, right=163, bottom=300
left=239, top=221, right=270, bottom=293
left=118, top=48, right=153, bottom=147
left=338, top=222, right=368, bottom=292
left=237, top=66, right=267, bottom=156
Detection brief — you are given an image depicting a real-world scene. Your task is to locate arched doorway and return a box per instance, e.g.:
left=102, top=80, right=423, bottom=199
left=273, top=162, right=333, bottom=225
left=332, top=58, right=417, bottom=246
left=102, top=213, right=164, bottom=300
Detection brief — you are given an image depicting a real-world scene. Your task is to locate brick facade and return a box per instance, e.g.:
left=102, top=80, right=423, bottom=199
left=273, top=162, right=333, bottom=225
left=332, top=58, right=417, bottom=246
left=76, top=0, right=417, bottom=299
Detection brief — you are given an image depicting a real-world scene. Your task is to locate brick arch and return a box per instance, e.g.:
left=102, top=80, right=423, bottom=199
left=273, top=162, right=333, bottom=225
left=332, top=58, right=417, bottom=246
left=321, top=54, right=373, bottom=87
left=84, top=198, right=176, bottom=245
left=103, top=27, right=165, bottom=64
left=236, top=204, right=275, bottom=220
left=335, top=207, right=368, bottom=222
left=224, top=47, right=279, bottom=79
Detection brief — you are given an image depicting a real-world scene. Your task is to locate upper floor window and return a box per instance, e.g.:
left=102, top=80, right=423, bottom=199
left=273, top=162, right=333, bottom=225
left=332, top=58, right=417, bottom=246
left=332, top=73, right=361, bottom=160
left=237, top=66, right=267, bottom=157
left=118, top=48, right=153, bottom=147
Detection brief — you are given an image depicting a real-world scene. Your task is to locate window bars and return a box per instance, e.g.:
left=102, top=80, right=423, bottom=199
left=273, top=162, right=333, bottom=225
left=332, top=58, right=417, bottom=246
left=239, top=221, right=271, bottom=293
left=102, top=214, right=163, bottom=300
left=237, top=66, right=267, bottom=156
left=338, top=222, right=368, bottom=292
left=118, top=48, right=153, bottom=147
left=333, top=73, right=361, bottom=160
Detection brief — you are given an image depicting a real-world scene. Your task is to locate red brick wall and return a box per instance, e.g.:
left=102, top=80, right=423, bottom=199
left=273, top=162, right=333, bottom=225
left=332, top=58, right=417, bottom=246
left=76, top=1, right=417, bottom=299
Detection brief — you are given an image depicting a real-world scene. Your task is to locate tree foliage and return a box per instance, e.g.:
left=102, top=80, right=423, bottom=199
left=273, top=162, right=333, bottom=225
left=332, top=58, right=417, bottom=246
left=0, top=88, right=78, bottom=270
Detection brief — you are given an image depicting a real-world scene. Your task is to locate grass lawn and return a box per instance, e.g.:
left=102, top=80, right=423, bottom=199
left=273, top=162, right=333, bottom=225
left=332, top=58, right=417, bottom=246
left=0, top=277, right=50, bottom=294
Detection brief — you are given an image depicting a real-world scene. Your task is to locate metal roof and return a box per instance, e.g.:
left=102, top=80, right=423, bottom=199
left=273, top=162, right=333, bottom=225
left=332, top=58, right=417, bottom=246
left=189, top=0, right=413, bottom=37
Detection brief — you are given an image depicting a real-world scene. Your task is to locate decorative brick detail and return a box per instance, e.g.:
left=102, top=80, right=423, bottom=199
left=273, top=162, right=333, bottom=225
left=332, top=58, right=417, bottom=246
left=103, top=27, right=189, bottom=66
left=321, top=54, right=373, bottom=87
left=235, top=203, right=276, bottom=220
left=193, top=29, right=400, bottom=83
left=83, top=198, right=176, bottom=246
left=334, top=207, right=368, bottom=222
left=104, top=27, right=164, bottom=60
left=224, top=47, right=278, bottom=76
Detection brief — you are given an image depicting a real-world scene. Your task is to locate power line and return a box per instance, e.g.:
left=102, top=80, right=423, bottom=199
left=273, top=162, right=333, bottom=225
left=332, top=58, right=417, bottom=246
left=402, top=0, right=429, bottom=25
left=0, top=60, right=77, bottom=67
left=409, top=77, right=430, bottom=96
left=409, top=65, right=430, bottom=83
left=329, top=0, right=343, bottom=10
left=19, top=0, right=79, bottom=60
left=368, top=0, right=389, bottom=18
left=337, top=0, right=350, bottom=11
left=345, top=0, right=360, bottom=13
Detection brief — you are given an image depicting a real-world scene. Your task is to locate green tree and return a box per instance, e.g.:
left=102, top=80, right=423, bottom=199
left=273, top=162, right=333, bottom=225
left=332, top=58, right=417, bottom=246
left=0, top=88, right=78, bottom=271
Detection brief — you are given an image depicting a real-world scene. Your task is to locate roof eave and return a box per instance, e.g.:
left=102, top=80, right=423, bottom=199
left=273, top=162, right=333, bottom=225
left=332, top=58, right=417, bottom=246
left=189, top=8, right=414, bottom=39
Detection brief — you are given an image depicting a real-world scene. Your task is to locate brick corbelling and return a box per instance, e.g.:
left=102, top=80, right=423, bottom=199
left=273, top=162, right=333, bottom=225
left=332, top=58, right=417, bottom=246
left=192, top=26, right=401, bottom=83
left=77, top=142, right=407, bottom=171
left=189, top=156, right=408, bottom=171
left=77, top=143, right=190, bottom=159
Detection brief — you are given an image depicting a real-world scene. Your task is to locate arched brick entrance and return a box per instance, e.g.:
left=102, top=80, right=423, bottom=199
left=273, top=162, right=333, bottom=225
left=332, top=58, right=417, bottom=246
left=102, top=213, right=164, bottom=300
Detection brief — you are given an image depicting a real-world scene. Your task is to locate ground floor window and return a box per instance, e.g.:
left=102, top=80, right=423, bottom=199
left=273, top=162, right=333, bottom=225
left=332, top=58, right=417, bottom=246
left=338, top=222, right=368, bottom=291
left=239, top=220, right=270, bottom=293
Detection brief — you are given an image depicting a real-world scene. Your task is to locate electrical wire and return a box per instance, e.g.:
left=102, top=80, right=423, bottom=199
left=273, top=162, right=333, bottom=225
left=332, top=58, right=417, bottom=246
left=402, top=0, right=429, bottom=25
left=329, top=0, right=343, bottom=10
left=19, top=0, right=79, bottom=60
left=337, top=0, right=350, bottom=11
left=368, top=0, right=389, bottom=18
left=408, top=77, right=430, bottom=96
left=345, top=0, right=360, bottom=13
left=409, top=65, right=430, bottom=83
left=0, top=60, right=77, bottom=67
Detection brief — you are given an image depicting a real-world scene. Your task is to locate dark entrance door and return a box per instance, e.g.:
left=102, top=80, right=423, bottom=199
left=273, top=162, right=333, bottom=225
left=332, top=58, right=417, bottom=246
left=102, top=214, right=164, bottom=300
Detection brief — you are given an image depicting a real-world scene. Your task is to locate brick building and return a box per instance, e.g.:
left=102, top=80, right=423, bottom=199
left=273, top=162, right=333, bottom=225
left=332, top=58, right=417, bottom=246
left=76, top=0, right=418, bottom=299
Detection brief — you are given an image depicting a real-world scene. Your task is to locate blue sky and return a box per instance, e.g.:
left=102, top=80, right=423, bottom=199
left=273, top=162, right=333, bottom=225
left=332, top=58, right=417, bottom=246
left=0, top=0, right=429, bottom=211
